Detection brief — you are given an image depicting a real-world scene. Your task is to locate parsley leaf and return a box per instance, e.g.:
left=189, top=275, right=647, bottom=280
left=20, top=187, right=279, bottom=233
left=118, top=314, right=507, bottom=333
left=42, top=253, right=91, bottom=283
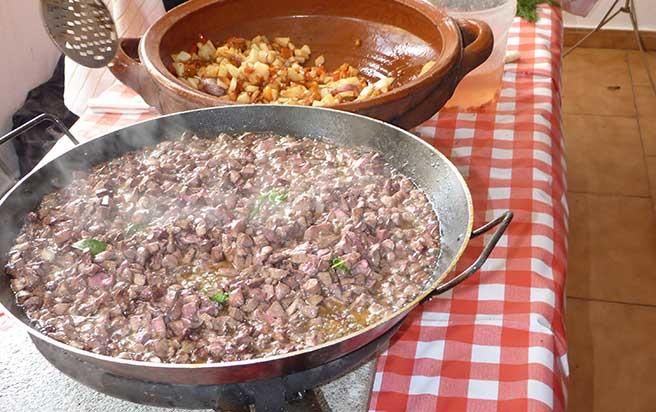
left=250, top=188, right=289, bottom=217
left=517, top=0, right=559, bottom=23
left=209, top=291, right=230, bottom=304
left=72, top=239, right=107, bottom=256
left=265, top=188, right=288, bottom=203
left=330, top=257, right=350, bottom=272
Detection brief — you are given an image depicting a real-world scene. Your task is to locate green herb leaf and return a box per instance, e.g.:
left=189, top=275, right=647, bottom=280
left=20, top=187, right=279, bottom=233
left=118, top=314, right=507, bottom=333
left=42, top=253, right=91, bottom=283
left=517, top=0, right=559, bottom=23
left=72, top=239, right=108, bottom=256
left=265, top=188, right=289, bottom=203
left=330, top=257, right=349, bottom=272
left=250, top=188, right=289, bottom=217
left=125, top=223, right=146, bottom=236
left=209, top=291, right=229, bottom=304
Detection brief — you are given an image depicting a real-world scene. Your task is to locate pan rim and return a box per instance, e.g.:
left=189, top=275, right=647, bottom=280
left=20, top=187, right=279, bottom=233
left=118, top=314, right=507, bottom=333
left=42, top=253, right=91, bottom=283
left=0, top=104, right=474, bottom=372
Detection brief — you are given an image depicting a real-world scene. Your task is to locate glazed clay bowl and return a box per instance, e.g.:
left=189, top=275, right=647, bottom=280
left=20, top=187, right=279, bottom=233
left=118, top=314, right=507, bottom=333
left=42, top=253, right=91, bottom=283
left=109, top=0, right=492, bottom=129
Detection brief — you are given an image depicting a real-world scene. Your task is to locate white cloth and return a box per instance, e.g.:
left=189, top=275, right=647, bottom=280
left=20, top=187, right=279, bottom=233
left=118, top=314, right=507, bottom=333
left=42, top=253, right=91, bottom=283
left=64, top=0, right=165, bottom=116
left=87, top=86, right=152, bottom=114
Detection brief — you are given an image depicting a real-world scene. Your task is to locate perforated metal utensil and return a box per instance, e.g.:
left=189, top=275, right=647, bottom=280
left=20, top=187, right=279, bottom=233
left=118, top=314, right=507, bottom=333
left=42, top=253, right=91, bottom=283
left=41, top=0, right=118, bottom=68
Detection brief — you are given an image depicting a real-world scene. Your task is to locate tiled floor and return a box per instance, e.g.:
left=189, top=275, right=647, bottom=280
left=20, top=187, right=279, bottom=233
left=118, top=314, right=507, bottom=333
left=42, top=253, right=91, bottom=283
left=563, top=48, right=656, bottom=411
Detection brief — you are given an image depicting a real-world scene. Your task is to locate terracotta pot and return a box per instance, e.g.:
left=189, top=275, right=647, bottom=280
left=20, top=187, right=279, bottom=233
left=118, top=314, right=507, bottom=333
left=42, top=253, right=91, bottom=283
left=109, top=0, right=492, bottom=129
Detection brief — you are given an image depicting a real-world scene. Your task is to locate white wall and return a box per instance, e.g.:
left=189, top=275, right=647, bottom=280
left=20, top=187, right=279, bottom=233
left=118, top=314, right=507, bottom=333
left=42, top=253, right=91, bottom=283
left=564, top=0, right=656, bottom=31
left=0, top=1, right=61, bottom=134
left=0, top=0, right=61, bottom=188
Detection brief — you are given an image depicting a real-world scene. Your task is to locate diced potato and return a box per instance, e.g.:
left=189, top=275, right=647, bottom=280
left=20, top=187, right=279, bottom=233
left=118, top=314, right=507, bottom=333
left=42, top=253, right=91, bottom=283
left=204, top=64, right=219, bottom=78
left=172, top=62, right=186, bottom=77
left=236, top=92, right=250, bottom=103
left=171, top=34, right=397, bottom=105
left=274, top=37, right=290, bottom=47
left=281, top=85, right=306, bottom=99
left=198, top=41, right=217, bottom=61
left=172, top=51, right=192, bottom=62
left=288, top=68, right=304, bottom=82
left=262, top=85, right=273, bottom=101
left=246, top=48, right=258, bottom=63
left=320, top=93, right=336, bottom=106
left=186, top=77, right=200, bottom=89
left=253, top=61, right=269, bottom=80
left=225, top=63, right=240, bottom=78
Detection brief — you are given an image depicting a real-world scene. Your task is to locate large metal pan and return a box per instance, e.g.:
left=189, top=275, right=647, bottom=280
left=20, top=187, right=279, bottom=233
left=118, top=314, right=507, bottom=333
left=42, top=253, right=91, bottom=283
left=0, top=106, right=511, bottom=391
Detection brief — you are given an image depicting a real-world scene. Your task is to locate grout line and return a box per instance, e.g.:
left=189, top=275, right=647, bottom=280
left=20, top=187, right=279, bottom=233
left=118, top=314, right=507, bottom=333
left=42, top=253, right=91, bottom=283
left=627, top=53, right=656, bottom=215
left=562, top=111, right=637, bottom=119
left=567, top=190, right=651, bottom=199
left=568, top=295, right=656, bottom=309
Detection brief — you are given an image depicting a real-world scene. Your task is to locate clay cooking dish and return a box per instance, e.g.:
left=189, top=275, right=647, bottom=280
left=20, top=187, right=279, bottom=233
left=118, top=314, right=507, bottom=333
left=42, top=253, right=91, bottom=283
left=110, top=0, right=493, bottom=129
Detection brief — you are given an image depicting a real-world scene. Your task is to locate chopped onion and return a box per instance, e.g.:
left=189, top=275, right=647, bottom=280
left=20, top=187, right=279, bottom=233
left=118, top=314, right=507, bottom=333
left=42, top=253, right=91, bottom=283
left=40, top=248, right=56, bottom=262
left=419, top=60, right=436, bottom=77
left=172, top=51, right=191, bottom=62
left=373, top=76, right=394, bottom=90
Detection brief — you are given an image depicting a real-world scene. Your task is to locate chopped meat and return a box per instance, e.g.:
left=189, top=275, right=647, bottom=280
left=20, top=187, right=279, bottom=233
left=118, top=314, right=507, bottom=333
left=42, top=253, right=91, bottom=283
left=6, top=132, right=439, bottom=364
left=302, top=278, right=321, bottom=295
left=307, top=294, right=323, bottom=306
left=151, top=316, right=167, bottom=337
left=228, top=288, right=244, bottom=307
left=317, top=272, right=333, bottom=287
left=265, top=301, right=287, bottom=324
left=53, top=229, right=72, bottom=245
left=275, top=283, right=291, bottom=300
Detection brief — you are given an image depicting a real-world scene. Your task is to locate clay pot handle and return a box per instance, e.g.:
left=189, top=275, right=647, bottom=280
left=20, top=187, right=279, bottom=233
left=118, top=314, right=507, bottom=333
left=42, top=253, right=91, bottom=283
left=108, top=38, right=142, bottom=90
left=455, top=19, right=494, bottom=78
left=108, top=38, right=153, bottom=99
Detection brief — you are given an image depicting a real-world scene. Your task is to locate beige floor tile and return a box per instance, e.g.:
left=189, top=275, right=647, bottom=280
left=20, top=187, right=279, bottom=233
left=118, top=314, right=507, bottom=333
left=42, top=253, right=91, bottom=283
left=567, top=298, right=656, bottom=412
left=634, top=85, right=656, bottom=117
left=634, top=86, right=656, bottom=156
left=638, top=116, right=656, bottom=156
left=564, top=114, right=649, bottom=196
left=563, top=48, right=635, bottom=116
left=567, top=193, right=656, bottom=305
left=647, top=157, right=656, bottom=209
left=627, top=51, right=656, bottom=86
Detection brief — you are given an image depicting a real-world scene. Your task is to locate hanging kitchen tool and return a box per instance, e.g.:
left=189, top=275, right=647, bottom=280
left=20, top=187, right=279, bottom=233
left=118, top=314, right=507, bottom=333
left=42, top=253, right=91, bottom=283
left=40, top=0, right=118, bottom=68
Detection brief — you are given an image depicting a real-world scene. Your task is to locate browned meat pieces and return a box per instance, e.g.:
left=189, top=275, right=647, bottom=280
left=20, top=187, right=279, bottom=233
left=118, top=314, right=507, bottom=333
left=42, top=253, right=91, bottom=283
left=6, top=132, right=439, bottom=364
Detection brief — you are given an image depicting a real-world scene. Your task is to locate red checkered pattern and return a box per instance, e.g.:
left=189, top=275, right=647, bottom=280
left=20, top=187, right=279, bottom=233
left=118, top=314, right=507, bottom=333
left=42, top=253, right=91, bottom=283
left=12, top=5, right=567, bottom=411
left=370, top=6, right=567, bottom=411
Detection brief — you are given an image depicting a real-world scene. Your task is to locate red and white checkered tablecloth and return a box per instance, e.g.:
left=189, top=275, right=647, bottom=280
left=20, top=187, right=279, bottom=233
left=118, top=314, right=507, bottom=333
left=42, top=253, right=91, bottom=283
left=370, top=6, right=568, bottom=412
left=26, top=4, right=568, bottom=411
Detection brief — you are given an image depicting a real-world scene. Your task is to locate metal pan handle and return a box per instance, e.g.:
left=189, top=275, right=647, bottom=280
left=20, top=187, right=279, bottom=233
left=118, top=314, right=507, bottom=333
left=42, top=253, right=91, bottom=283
left=0, top=113, right=80, bottom=196
left=425, top=210, right=513, bottom=300
left=0, top=113, right=79, bottom=148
